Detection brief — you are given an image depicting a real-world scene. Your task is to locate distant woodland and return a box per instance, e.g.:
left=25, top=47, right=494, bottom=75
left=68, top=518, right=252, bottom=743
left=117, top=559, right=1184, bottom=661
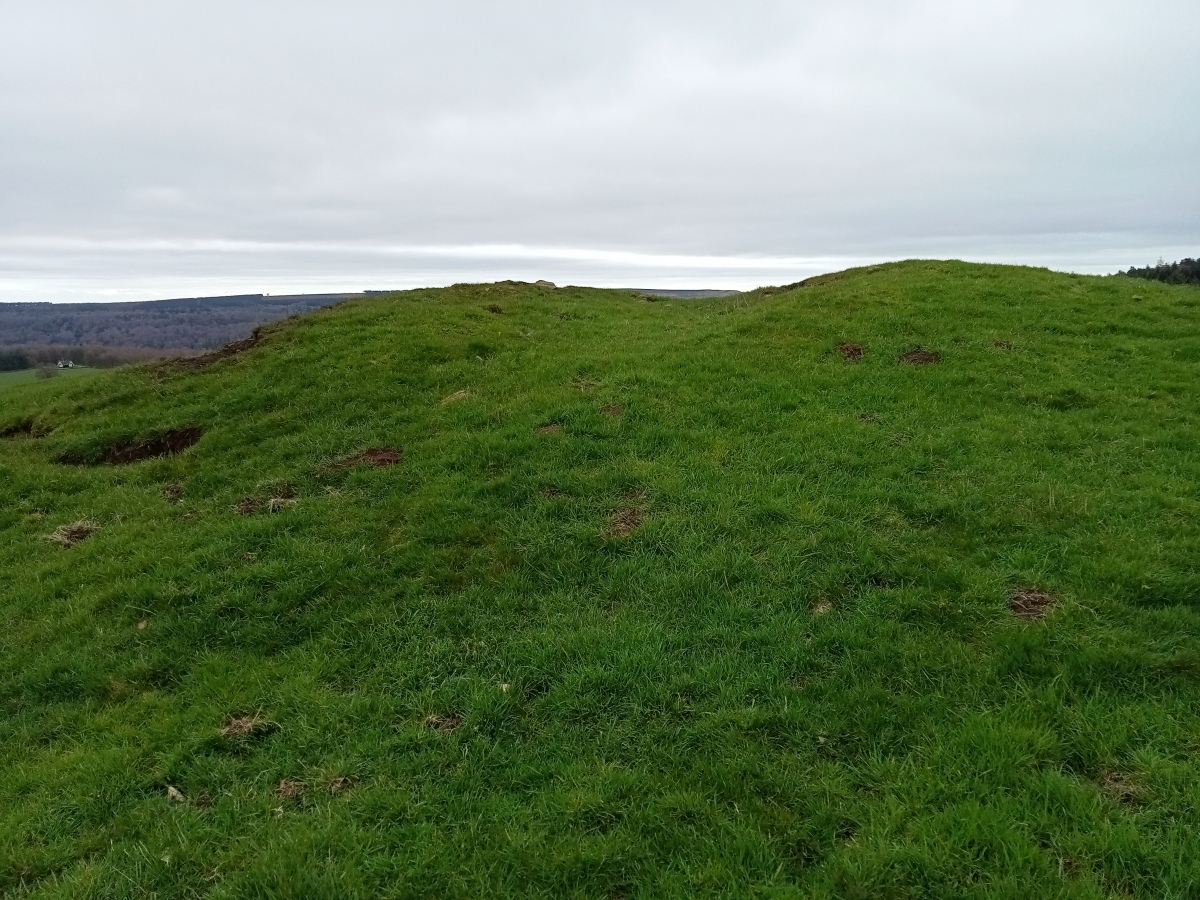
left=1121, top=258, right=1200, bottom=286
left=0, top=293, right=352, bottom=367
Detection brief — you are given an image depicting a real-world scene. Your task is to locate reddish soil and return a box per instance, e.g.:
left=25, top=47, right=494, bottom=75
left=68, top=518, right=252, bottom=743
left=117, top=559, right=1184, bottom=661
left=900, top=348, right=941, bottom=365
left=59, top=426, right=203, bottom=466
left=838, top=343, right=864, bottom=362
left=424, top=713, right=463, bottom=731
left=1009, top=587, right=1058, bottom=620
left=325, top=447, right=402, bottom=471
left=172, top=328, right=263, bottom=371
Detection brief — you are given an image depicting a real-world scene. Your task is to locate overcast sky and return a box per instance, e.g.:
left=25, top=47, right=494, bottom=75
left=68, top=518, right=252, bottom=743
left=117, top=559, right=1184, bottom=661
left=1, top=1, right=1197, bottom=302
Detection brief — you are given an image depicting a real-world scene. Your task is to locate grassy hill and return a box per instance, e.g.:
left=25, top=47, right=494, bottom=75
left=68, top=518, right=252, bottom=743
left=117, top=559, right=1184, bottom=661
left=2, top=261, right=1199, bottom=898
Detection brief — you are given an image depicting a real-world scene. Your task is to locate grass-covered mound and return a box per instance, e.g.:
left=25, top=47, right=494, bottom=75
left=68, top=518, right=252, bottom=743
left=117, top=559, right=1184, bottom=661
left=2, top=261, right=1199, bottom=898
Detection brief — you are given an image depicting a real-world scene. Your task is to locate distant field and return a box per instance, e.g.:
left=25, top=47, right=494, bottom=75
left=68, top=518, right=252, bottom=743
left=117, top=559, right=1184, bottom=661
left=0, top=367, right=98, bottom=391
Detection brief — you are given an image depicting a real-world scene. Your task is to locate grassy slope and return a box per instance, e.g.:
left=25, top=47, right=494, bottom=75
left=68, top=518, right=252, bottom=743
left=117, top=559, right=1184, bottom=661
left=0, top=368, right=98, bottom=391
left=2, top=261, right=1199, bottom=898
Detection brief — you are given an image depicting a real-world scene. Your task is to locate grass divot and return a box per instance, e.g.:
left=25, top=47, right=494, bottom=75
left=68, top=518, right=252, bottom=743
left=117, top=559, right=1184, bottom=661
left=900, top=348, right=941, bottom=365
left=1009, top=587, right=1057, bottom=620
left=838, top=343, right=864, bottom=361
left=324, top=447, right=401, bottom=471
left=59, top=426, right=203, bottom=466
left=607, top=507, right=643, bottom=538
left=46, top=520, right=98, bottom=548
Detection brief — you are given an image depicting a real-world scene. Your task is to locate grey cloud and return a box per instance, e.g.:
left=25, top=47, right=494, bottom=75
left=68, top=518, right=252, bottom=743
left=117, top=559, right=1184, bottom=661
left=0, top=0, right=1196, bottom=301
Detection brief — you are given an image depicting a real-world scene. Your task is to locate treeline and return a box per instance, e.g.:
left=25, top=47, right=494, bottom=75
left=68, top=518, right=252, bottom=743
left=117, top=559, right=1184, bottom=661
left=1120, top=258, right=1200, bottom=286
left=0, top=293, right=351, bottom=350
left=0, top=345, right=190, bottom=371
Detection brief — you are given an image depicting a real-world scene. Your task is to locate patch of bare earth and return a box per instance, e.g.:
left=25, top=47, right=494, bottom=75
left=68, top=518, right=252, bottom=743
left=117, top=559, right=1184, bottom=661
left=1009, top=587, right=1058, bottom=621
left=59, top=426, right=203, bottom=466
left=811, top=598, right=833, bottom=616
left=838, top=343, right=864, bottom=362
left=275, top=779, right=306, bottom=801
left=0, top=420, right=41, bottom=439
left=537, top=423, right=564, bottom=435
left=601, top=404, right=624, bottom=417
left=328, top=776, right=354, bottom=793
left=993, top=339, right=1013, bottom=350
left=607, top=507, right=644, bottom=538
left=424, top=713, right=463, bottom=732
left=485, top=304, right=504, bottom=314
left=163, top=483, right=184, bottom=502
left=1099, top=770, right=1143, bottom=805
left=858, top=413, right=879, bottom=424
left=235, top=485, right=297, bottom=515
left=539, top=486, right=565, bottom=498
left=220, top=714, right=274, bottom=740
left=172, top=328, right=263, bottom=371
left=899, top=348, right=941, bottom=365
left=46, top=520, right=98, bottom=548
left=325, top=447, right=402, bottom=472
left=574, top=376, right=597, bottom=392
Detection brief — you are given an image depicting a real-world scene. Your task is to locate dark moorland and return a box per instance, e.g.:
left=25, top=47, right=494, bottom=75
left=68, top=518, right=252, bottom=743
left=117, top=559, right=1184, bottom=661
left=2, top=262, right=1200, bottom=897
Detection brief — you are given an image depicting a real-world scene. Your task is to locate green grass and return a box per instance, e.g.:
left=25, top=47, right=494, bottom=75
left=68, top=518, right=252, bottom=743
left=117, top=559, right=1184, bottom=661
left=0, top=367, right=98, bottom=391
left=2, top=261, right=1200, bottom=898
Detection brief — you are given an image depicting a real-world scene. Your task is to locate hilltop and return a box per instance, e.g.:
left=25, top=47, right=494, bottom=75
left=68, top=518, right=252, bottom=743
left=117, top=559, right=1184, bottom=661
left=2, top=261, right=1199, bottom=898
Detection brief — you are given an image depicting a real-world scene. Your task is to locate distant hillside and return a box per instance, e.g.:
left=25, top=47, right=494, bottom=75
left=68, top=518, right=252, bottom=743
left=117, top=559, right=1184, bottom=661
left=0, top=293, right=354, bottom=350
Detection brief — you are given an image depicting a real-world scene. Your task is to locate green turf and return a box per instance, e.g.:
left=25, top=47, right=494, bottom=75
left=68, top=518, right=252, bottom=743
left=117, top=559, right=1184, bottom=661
left=2, top=261, right=1199, bottom=898
left=0, top=367, right=97, bottom=391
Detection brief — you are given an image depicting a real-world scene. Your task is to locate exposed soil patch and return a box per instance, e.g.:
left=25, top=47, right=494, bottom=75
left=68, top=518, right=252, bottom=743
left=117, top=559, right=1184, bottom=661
left=163, top=483, right=184, bottom=502
left=811, top=598, right=833, bottom=616
left=328, top=776, right=354, bottom=793
left=601, top=404, right=624, bottom=417
left=858, top=413, right=879, bottom=424
left=424, top=713, right=463, bottom=732
left=46, top=520, right=99, bottom=548
left=607, top=507, right=644, bottom=538
left=275, top=779, right=306, bottom=801
left=574, top=376, right=598, bottom=392
left=537, top=423, right=564, bottom=435
left=1009, top=587, right=1058, bottom=621
left=838, top=343, right=864, bottom=362
left=172, top=328, right=263, bottom=371
left=59, top=426, right=204, bottom=466
left=485, top=304, right=504, bottom=314
left=325, top=447, right=402, bottom=472
left=993, top=339, right=1013, bottom=350
left=899, top=348, right=941, bottom=365
left=235, top=487, right=297, bottom=516
left=539, top=486, right=565, bottom=498
left=0, top=420, right=41, bottom=439
left=1099, top=770, right=1142, bottom=805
